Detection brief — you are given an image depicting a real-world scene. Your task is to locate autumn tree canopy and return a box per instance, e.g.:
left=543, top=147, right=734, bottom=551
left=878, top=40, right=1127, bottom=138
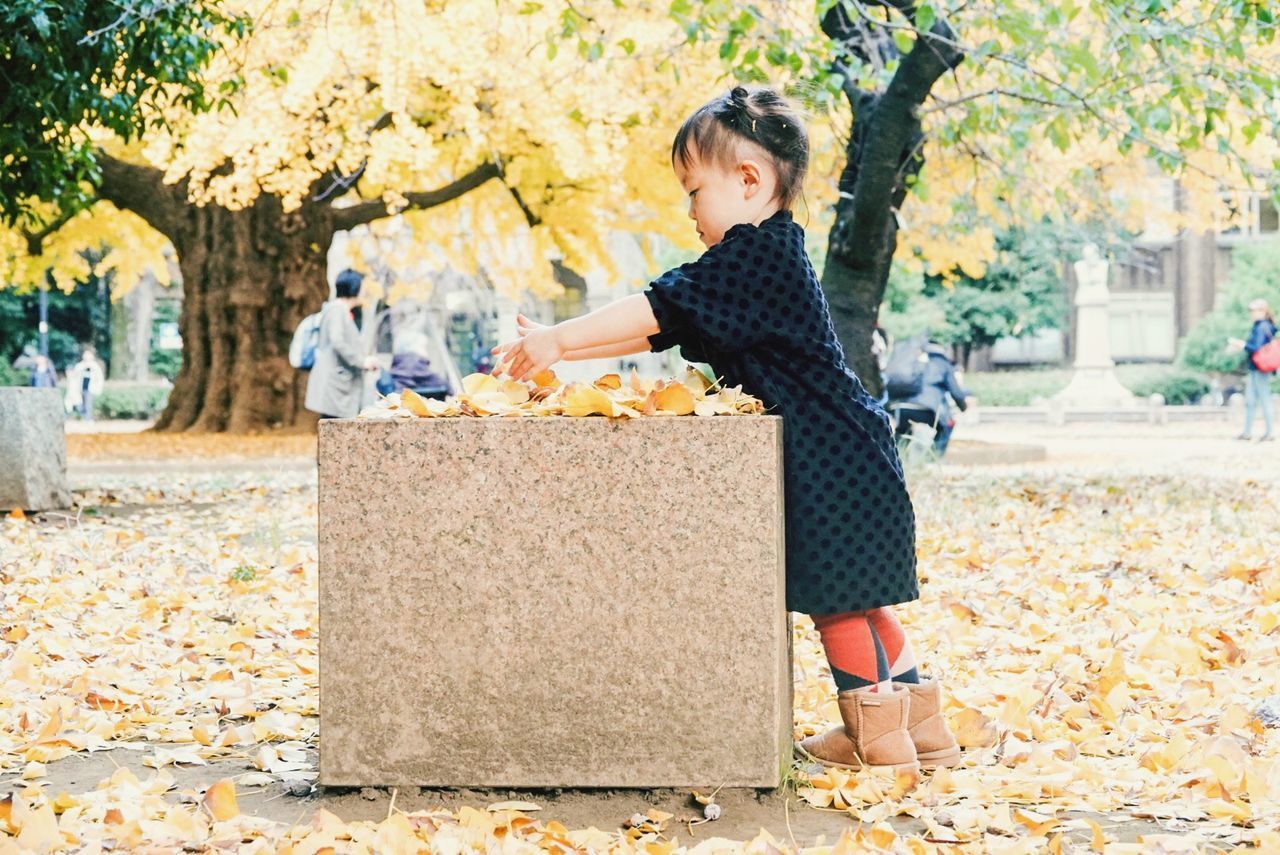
left=0, top=0, right=247, bottom=227
left=677, top=0, right=1280, bottom=388
left=3, top=0, right=1279, bottom=423
left=2, top=1, right=729, bottom=431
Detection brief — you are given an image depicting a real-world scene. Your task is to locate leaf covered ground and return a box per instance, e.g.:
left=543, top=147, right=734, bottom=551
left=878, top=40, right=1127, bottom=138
left=2, top=440, right=1279, bottom=853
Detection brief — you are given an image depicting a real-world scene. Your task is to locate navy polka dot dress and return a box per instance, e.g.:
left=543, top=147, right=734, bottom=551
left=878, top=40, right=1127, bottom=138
left=644, top=209, right=918, bottom=615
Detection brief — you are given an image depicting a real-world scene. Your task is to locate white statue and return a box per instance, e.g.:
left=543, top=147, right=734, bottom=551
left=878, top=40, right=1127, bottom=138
left=1073, top=243, right=1108, bottom=296
left=1050, top=242, right=1137, bottom=416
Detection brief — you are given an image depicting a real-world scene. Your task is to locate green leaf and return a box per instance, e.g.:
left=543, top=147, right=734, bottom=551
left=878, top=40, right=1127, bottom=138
left=618, top=37, right=636, bottom=55
left=893, top=30, right=915, bottom=54
left=1148, top=103, right=1172, bottom=133
left=915, top=3, right=935, bottom=33
left=1046, top=116, right=1070, bottom=151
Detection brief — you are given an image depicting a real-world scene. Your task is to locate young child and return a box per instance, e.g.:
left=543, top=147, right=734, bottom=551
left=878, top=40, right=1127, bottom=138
left=492, top=85, right=959, bottom=775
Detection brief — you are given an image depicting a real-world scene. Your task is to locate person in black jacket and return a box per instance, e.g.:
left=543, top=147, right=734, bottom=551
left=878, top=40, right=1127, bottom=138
left=894, top=342, right=969, bottom=455
left=1230, top=298, right=1276, bottom=441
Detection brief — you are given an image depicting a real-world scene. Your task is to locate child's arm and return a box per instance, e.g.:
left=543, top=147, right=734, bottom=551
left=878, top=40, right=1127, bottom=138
left=511, top=315, right=651, bottom=362
left=563, top=338, right=653, bottom=361
left=493, top=295, right=661, bottom=381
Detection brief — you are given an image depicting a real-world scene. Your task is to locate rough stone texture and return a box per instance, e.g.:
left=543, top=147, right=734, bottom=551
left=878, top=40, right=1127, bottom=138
left=318, top=416, right=788, bottom=788
left=0, top=388, right=71, bottom=511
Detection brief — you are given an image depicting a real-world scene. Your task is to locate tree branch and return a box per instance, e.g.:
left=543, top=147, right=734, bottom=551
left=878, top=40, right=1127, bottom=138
left=330, top=162, right=501, bottom=231
left=842, top=15, right=963, bottom=270
left=21, top=208, right=76, bottom=255
left=94, top=150, right=184, bottom=238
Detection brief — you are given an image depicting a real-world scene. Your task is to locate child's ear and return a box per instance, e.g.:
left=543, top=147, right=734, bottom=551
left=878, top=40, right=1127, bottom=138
left=739, top=159, right=764, bottom=199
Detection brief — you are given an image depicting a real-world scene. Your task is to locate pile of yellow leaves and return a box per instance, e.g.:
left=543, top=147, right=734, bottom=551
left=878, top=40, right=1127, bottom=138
left=359, top=368, right=766, bottom=420
left=3, top=457, right=1280, bottom=852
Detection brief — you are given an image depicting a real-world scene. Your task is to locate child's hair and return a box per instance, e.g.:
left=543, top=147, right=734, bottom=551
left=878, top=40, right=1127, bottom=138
left=672, top=85, right=809, bottom=210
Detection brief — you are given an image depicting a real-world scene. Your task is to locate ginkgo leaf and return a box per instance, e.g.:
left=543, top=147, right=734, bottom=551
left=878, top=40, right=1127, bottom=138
left=531, top=369, right=560, bottom=388
left=653, top=382, right=695, bottom=415
left=203, top=779, right=239, bottom=821
left=500, top=381, right=531, bottom=405
left=462, top=373, right=500, bottom=395
left=561, top=384, right=614, bottom=417
left=951, top=706, right=998, bottom=748
left=14, top=801, right=60, bottom=853
left=400, top=388, right=432, bottom=417
left=593, top=373, right=622, bottom=390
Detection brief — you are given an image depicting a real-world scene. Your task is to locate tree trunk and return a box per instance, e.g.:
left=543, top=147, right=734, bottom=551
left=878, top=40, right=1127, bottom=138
left=820, top=92, right=915, bottom=399
left=158, top=198, right=332, bottom=432
left=94, top=153, right=499, bottom=432
left=817, top=8, right=964, bottom=398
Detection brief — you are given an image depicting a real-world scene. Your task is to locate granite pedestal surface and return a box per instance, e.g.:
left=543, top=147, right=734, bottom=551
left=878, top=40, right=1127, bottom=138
left=0, top=388, right=71, bottom=511
left=318, top=416, right=789, bottom=788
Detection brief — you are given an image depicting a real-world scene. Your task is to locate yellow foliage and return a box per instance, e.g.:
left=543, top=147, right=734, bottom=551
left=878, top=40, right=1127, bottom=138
left=7, top=0, right=1276, bottom=301
left=0, top=202, right=172, bottom=294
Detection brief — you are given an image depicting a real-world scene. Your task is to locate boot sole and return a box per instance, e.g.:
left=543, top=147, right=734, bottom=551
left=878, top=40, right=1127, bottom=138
left=792, top=742, right=921, bottom=776
left=915, top=745, right=962, bottom=769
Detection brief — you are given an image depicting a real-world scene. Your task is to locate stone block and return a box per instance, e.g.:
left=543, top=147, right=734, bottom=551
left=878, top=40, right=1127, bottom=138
left=318, top=416, right=788, bottom=788
left=0, top=388, right=71, bottom=511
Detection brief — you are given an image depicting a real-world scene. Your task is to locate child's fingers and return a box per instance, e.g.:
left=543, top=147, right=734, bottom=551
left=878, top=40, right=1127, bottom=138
left=491, top=339, right=520, bottom=357
left=517, top=357, right=547, bottom=383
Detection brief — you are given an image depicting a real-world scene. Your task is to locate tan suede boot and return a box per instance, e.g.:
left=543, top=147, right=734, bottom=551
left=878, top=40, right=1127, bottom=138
left=895, top=678, right=961, bottom=769
left=794, top=684, right=919, bottom=774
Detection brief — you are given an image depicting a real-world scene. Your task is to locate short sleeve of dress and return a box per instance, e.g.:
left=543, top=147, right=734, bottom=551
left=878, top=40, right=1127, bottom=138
left=643, top=226, right=783, bottom=355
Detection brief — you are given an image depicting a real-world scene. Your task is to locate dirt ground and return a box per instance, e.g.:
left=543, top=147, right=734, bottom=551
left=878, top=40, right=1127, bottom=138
left=18, top=744, right=1175, bottom=848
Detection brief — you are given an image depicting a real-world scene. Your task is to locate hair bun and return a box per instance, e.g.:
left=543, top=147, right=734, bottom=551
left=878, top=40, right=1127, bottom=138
left=729, top=86, right=750, bottom=106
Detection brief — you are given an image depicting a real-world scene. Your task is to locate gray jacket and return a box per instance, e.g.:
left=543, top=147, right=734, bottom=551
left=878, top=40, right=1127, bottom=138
left=905, top=345, right=968, bottom=424
left=304, top=302, right=366, bottom=417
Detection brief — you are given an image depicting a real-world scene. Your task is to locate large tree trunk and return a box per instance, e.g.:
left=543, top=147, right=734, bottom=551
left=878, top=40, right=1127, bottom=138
left=95, top=154, right=501, bottom=432
left=96, top=154, right=332, bottom=431
left=158, top=198, right=332, bottom=431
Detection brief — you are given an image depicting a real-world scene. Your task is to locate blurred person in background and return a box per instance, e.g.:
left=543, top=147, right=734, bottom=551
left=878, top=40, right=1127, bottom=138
left=1229, top=297, right=1276, bottom=441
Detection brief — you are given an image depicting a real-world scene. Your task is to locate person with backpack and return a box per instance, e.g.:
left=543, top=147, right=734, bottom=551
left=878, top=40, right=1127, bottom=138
left=885, top=336, right=968, bottom=455
left=304, top=269, right=378, bottom=420
left=1230, top=297, right=1277, bottom=442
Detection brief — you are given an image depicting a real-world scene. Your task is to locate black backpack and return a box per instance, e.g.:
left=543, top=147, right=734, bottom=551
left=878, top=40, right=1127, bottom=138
left=884, top=334, right=928, bottom=399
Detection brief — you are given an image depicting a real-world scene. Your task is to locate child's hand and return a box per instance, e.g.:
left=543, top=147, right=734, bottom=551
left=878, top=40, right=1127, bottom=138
left=491, top=326, right=565, bottom=381
left=516, top=314, right=545, bottom=337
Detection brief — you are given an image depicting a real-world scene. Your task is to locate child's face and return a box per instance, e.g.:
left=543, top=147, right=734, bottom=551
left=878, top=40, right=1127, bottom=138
left=674, top=144, right=777, bottom=248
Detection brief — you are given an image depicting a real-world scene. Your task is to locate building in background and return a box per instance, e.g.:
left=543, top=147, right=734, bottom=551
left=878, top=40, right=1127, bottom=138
left=1110, top=180, right=1278, bottom=361
left=993, top=179, right=1279, bottom=368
